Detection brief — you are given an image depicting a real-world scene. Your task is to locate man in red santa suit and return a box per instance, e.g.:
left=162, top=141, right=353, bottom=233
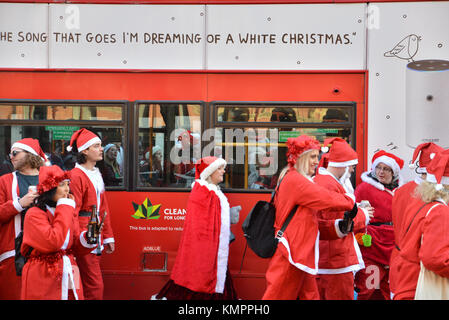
left=67, top=128, right=115, bottom=300
left=314, top=138, right=373, bottom=300
left=0, top=138, right=48, bottom=299
left=153, top=156, right=241, bottom=299
left=262, top=135, right=359, bottom=300
left=21, top=165, right=98, bottom=300
left=391, top=144, right=447, bottom=300
left=354, top=150, right=404, bottom=300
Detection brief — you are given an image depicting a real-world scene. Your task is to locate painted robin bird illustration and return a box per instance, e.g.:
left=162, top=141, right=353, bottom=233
left=384, top=34, right=421, bottom=62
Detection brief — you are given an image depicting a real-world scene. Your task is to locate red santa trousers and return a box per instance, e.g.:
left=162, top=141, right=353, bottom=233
left=0, top=257, right=21, bottom=300
left=354, top=257, right=390, bottom=300
left=76, top=253, right=103, bottom=300
left=262, top=249, right=319, bottom=300
left=316, top=272, right=354, bottom=300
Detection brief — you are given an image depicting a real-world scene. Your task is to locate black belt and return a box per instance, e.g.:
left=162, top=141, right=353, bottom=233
left=369, top=221, right=393, bottom=226
left=78, top=211, right=91, bottom=217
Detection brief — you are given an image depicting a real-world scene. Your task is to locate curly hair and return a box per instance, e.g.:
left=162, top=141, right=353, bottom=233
left=25, top=152, right=44, bottom=169
left=415, top=181, right=449, bottom=204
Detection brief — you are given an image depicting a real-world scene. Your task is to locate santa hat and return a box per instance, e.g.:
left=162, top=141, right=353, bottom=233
left=195, top=156, right=227, bottom=180
left=286, top=135, right=321, bottom=167
left=409, top=142, right=444, bottom=174
left=321, top=137, right=358, bottom=168
left=11, top=138, right=50, bottom=165
left=425, top=149, right=449, bottom=190
left=371, top=150, right=404, bottom=178
left=66, top=128, right=101, bottom=152
left=37, top=165, right=70, bottom=194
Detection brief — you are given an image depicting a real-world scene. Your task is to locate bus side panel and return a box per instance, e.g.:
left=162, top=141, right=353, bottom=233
left=0, top=72, right=208, bottom=101
left=102, top=191, right=271, bottom=300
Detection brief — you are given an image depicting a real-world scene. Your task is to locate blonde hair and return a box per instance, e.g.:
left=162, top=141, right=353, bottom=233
left=416, top=181, right=449, bottom=203
left=294, top=149, right=315, bottom=177
left=277, top=150, right=314, bottom=187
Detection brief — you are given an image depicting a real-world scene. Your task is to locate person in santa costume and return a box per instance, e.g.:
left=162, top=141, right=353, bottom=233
left=153, top=156, right=241, bottom=300
left=314, top=138, right=373, bottom=300
left=354, top=150, right=404, bottom=300
left=389, top=142, right=443, bottom=300
left=262, top=135, right=359, bottom=300
left=20, top=165, right=97, bottom=300
left=0, top=138, right=49, bottom=299
left=395, top=148, right=449, bottom=299
left=67, top=128, right=115, bottom=300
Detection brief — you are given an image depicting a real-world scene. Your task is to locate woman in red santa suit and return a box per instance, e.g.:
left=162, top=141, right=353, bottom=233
left=21, top=165, right=97, bottom=300
left=314, top=138, right=373, bottom=300
left=398, top=149, right=449, bottom=299
left=262, top=135, right=358, bottom=300
left=354, top=150, right=404, bottom=300
left=67, top=128, right=115, bottom=300
left=153, top=156, right=241, bottom=300
left=389, top=142, right=443, bottom=300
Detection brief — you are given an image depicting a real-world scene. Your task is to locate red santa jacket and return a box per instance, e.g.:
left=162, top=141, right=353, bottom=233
left=274, top=167, right=355, bottom=275
left=69, top=164, right=114, bottom=254
left=398, top=199, right=449, bottom=298
left=21, top=198, right=97, bottom=300
left=389, top=179, right=422, bottom=299
left=170, top=179, right=230, bottom=294
left=354, top=172, right=396, bottom=266
left=314, top=168, right=369, bottom=274
left=0, top=172, right=26, bottom=264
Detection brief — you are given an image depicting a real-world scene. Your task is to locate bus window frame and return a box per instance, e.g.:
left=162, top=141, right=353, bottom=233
left=0, top=99, right=130, bottom=191
left=132, top=100, right=206, bottom=192
left=210, top=101, right=357, bottom=193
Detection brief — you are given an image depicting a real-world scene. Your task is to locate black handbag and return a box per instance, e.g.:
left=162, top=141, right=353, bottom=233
left=241, top=173, right=298, bottom=259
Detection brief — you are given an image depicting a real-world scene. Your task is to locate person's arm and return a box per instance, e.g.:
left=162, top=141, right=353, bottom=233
left=420, top=204, right=449, bottom=278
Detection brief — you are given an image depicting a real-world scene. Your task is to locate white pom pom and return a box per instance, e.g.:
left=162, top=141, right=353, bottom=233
left=430, top=153, right=436, bottom=159
left=66, top=145, right=72, bottom=152
left=409, top=162, right=416, bottom=169
left=321, top=146, right=329, bottom=153
left=435, top=184, right=444, bottom=191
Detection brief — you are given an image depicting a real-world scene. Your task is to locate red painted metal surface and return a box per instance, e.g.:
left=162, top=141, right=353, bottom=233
left=0, top=70, right=366, bottom=299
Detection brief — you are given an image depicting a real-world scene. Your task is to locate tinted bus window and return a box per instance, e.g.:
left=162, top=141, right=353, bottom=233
left=0, top=102, right=127, bottom=189
left=213, top=102, right=355, bottom=190
left=136, top=102, right=202, bottom=189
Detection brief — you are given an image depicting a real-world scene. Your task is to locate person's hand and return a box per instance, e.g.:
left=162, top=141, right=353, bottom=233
left=230, top=206, right=242, bottom=224
left=19, top=190, right=39, bottom=208
left=348, top=202, right=358, bottom=219
left=104, top=242, right=115, bottom=254
left=365, top=206, right=375, bottom=219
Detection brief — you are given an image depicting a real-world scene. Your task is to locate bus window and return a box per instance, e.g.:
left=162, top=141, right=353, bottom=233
left=0, top=102, right=127, bottom=189
left=213, top=102, right=355, bottom=190
left=136, top=102, right=202, bottom=189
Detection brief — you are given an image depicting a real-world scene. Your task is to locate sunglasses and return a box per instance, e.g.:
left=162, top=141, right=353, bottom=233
left=9, top=150, right=24, bottom=158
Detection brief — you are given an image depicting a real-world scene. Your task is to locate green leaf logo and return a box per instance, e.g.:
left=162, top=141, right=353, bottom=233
left=131, top=198, right=161, bottom=220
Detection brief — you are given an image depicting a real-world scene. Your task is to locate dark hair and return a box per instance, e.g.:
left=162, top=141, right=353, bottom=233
left=71, top=143, right=87, bottom=164
left=33, top=188, right=57, bottom=211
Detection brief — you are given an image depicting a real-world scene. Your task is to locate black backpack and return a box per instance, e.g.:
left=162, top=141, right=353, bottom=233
left=241, top=174, right=298, bottom=259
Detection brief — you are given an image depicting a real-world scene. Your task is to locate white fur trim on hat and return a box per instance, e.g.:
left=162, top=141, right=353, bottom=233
left=78, top=137, right=101, bottom=152
left=11, top=142, right=38, bottom=157
left=328, top=159, right=358, bottom=168
left=426, top=173, right=449, bottom=186
left=372, top=155, right=400, bottom=177
left=200, top=158, right=227, bottom=180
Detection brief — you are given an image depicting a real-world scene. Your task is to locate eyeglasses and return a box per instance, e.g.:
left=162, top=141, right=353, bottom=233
left=9, top=150, right=24, bottom=158
left=375, top=166, right=393, bottom=174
